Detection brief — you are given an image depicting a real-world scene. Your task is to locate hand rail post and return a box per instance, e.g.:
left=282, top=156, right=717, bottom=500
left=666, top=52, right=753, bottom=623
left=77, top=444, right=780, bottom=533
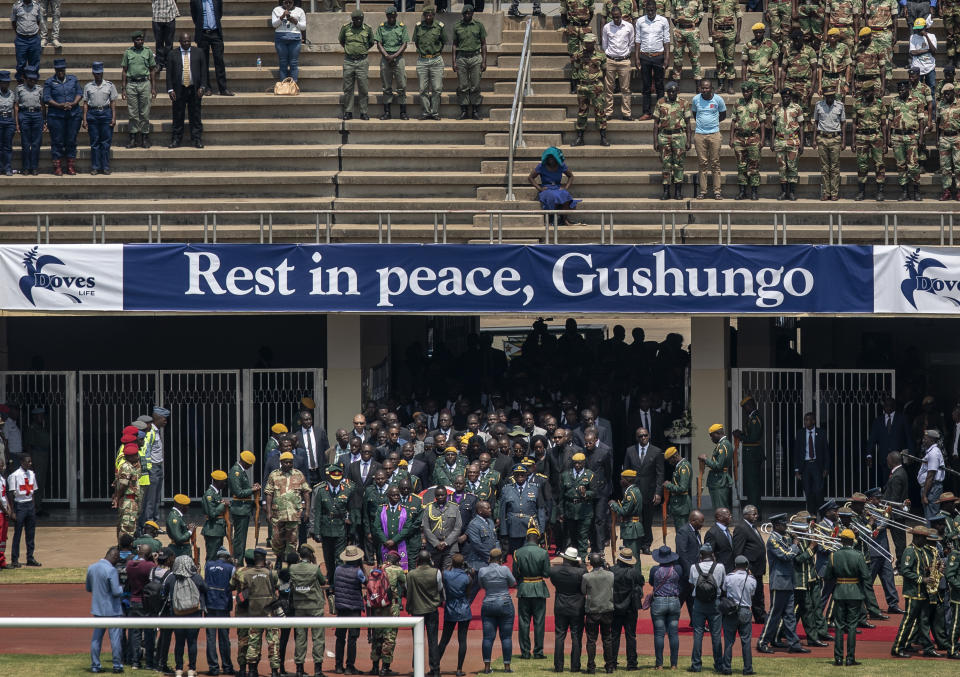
left=45, top=214, right=49, bottom=244
left=505, top=18, right=533, bottom=201
left=326, top=212, right=332, bottom=243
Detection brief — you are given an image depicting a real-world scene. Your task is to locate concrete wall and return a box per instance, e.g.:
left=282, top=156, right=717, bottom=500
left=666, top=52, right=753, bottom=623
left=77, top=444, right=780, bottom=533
left=308, top=11, right=504, bottom=49
left=689, top=316, right=730, bottom=511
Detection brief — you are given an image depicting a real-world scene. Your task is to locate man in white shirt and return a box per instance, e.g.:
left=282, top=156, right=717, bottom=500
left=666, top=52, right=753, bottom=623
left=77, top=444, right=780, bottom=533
left=720, top=556, right=756, bottom=675
left=919, top=429, right=946, bottom=519
left=2, top=408, right=23, bottom=456
left=7, top=453, right=40, bottom=567
left=602, top=5, right=635, bottom=120
left=909, top=17, right=938, bottom=102
left=634, top=0, right=671, bottom=120
left=298, top=410, right=322, bottom=485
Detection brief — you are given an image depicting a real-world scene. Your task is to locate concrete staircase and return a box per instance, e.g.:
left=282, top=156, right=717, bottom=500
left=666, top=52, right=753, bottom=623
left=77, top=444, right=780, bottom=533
left=0, top=5, right=958, bottom=243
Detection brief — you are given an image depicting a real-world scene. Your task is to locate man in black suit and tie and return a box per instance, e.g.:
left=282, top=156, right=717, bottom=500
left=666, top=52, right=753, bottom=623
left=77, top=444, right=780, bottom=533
left=347, top=443, right=382, bottom=553
left=793, top=412, right=831, bottom=516
left=882, top=450, right=910, bottom=570
left=622, top=427, right=664, bottom=554
left=629, top=395, right=666, bottom=449
left=583, top=429, right=614, bottom=553
left=295, top=409, right=329, bottom=486
left=427, top=410, right=458, bottom=449
left=189, top=0, right=233, bottom=95
left=675, top=509, right=704, bottom=620
left=730, top=504, right=767, bottom=623
left=703, top=507, right=735, bottom=572
left=166, top=33, right=207, bottom=148
left=864, top=397, right=913, bottom=490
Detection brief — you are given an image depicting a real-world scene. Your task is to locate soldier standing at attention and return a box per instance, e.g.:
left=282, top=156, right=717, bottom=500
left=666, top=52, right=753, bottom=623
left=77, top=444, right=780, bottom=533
left=114, top=440, right=142, bottom=538
left=937, top=84, right=960, bottom=201
left=202, top=470, right=228, bottom=561
left=888, top=80, right=925, bottom=202
left=339, top=9, right=373, bottom=121
left=265, top=451, right=311, bottom=564
left=781, top=29, right=818, bottom=146
left=734, top=396, right=764, bottom=510
left=707, top=0, right=741, bottom=94
left=610, top=469, right=644, bottom=564
left=452, top=4, right=486, bottom=121
left=560, top=452, right=595, bottom=558
left=764, top=0, right=794, bottom=45
left=812, top=86, right=845, bottom=201
left=663, top=446, right=691, bottom=528
left=771, top=88, right=804, bottom=201
left=572, top=34, right=609, bottom=146
left=818, top=28, right=852, bottom=97
left=852, top=81, right=887, bottom=201
left=0, top=71, right=13, bottom=176
left=823, top=529, right=871, bottom=665
left=700, top=424, right=734, bottom=510
left=853, top=27, right=884, bottom=97
left=310, top=464, right=354, bottom=578
left=375, top=7, right=408, bottom=121
left=240, top=548, right=281, bottom=676
left=825, top=0, right=860, bottom=52
left=500, top=464, right=547, bottom=554
left=81, top=61, right=118, bottom=176
left=668, top=0, right=703, bottom=83
left=863, top=0, right=898, bottom=83
left=741, top=23, right=779, bottom=121
left=562, top=0, right=595, bottom=94
left=513, top=527, right=551, bottom=659
left=796, top=0, right=824, bottom=46
left=120, top=30, right=156, bottom=149
left=413, top=6, right=446, bottom=121
left=43, top=57, right=82, bottom=176
left=229, top=450, right=259, bottom=557
left=653, top=80, right=690, bottom=200
left=167, top=493, right=196, bottom=558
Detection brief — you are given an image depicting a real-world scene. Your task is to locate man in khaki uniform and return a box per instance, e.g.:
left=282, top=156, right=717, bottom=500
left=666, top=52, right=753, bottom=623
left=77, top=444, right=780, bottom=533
left=339, top=9, right=374, bottom=120
left=453, top=4, right=487, bottom=120
left=413, top=5, right=446, bottom=120
left=375, top=7, right=409, bottom=120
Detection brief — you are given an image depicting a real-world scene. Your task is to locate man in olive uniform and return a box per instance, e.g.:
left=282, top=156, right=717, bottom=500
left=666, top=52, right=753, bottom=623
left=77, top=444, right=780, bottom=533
left=796, top=0, right=824, bottom=45
left=663, top=446, right=691, bottom=528
left=818, top=28, right=852, bottom=97
left=413, top=6, right=446, bottom=121
left=707, top=0, right=741, bottom=94
left=735, top=396, right=764, bottom=513
left=699, top=424, right=733, bottom=511
left=230, top=549, right=256, bottom=674
left=864, top=0, right=898, bottom=82
left=764, top=0, right=794, bottom=45
left=375, top=7, right=409, bottom=121
left=513, top=527, right=551, bottom=659
left=229, top=450, right=259, bottom=558
left=398, top=478, right=423, bottom=566
left=433, top=447, right=468, bottom=487
left=167, top=493, right=195, bottom=558
left=771, top=88, right=804, bottom=201
left=888, top=80, right=925, bottom=202
left=339, top=9, right=373, bottom=120
left=853, top=27, right=884, bottom=96
left=115, top=443, right=142, bottom=538
left=892, top=527, right=938, bottom=657
left=572, top=33, right=609, bottom=147
left=945, top=0, right=960, bottom=67
left=729, top=82, right=764, bottom=201
left=669, top=0, right=703, bottom=82
left=793, top=513, right=830, bottom=645
left=120, top=30, right=156, bottom=148
left=938, top=84, right=960, bottom=200
left=825, top=0, right=860, bottom=52
left=823, top=529, right=871, bottom=665
left=609, top=469, right=643, bottom=567
left=453, top=4, right=486, bottom=120
left=202, top=470, right=229, bottom=561
left=289, top=544, right=327, bottom=677
left=654, top=80, right=691, bottom=200
left=265, top=451, right=311, bottom=563
left=500, top=465, right=547, bottom=554
left=741, top=23, right=780, bottom=120
left=783, top=29, right=818, bottom=144
left=310, top=464, right=355, bottom=578
left=562, top=0, right=595, bottom=93
left=241, top=548, right=281, bottom=675
left=561, top=452, right=596, bottom=558
left=852, top=81, right=888, bottom=201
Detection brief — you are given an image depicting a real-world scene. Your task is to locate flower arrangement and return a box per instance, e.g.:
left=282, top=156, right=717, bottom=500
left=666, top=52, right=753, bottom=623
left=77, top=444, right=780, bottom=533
left=667, top=410, right=694, bottom=441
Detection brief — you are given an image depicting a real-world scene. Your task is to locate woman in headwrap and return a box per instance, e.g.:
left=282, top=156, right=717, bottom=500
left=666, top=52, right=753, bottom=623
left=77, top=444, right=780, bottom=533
left=527, top=147, right=580, bottom=225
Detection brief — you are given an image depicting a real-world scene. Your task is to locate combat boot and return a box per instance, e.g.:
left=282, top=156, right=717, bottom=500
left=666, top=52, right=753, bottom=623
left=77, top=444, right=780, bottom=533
left=788, top=183, right=797, bottom=201
left=249, top=664, right=260, bottom=677
left=379, top=105, right=391, bottom=120
left=66, top=159, right=77, bottom=175
left=296, top=666, right=305, bottom=677
left=398, top=105, right=408, bottom=120
left=380, top=664, right=393, bottom=676
left=53, top=159, right=62, bottom=176
left=777, top=182, right=787, bottom=200
left=271, top=669, right=280, bottom=677
left=750, top=186, right=758, bottom=200
left=898, top=185, right=909, bottom=201
left=570, top=79, right=577, bottom=94
left=236, top=668, right=246, bottom=677
left=458, top=105, right=469, bottom=120
left=142, top=133, right=151, bottom=148
left=913, top=182, right=922, bottom=200
left=572, top=131, right=585, bottom=146
left=736, top=185, right=746, bottom=200
left=471, top=106, right=481, bottom=120
left=661, top=185, right=670, bottom=200
left=126, top=133, right=138, bottom=149
left=876, top=184, right=884, bottom=201
left=599, top=130, right=610, bottom=146
left=674, top=183, right=683, bottom=200
left=854, top=182, right=866, bottom=201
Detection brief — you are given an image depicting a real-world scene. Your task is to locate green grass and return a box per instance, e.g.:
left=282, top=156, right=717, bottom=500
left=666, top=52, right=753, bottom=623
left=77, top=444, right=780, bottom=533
left=0, top=567, right=86, bottom=584
left=0, top=653, right=165, bottom=676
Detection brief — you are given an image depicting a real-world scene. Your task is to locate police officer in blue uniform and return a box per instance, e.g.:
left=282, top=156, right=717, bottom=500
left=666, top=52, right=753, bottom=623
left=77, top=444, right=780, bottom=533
left=499, top=464, right=547, bottom=554
left=15, top=66, right=44, bottom=175
left=0, top=71, right=15, bottom=175
left=82, top=62, right=118, bottom=175
left=42, top=58, right=82, bottom=176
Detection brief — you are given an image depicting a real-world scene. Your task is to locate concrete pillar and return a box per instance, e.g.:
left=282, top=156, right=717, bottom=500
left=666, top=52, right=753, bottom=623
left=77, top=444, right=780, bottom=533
left=690, top=315, right=730, bottom=457
left=326, top=315, right=363, bottom=432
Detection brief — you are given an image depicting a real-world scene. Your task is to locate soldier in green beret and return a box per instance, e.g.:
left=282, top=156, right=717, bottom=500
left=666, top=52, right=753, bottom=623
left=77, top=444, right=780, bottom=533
left=413, top=6, right=446, bottom=120
left=339, top=9, right=374, bottom=120
left=120, top=30, right=156, bottom=148
left=375, top=6, right=409, bottom=120
left=453, top=4, right=487, bottom=120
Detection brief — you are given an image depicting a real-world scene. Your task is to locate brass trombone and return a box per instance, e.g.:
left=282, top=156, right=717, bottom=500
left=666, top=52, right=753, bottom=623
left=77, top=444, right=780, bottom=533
left=850, top=520, right=894, bottom=563
left=876, top=500, right=926, bottom=525
left=759, top=518, right=842, bottom=551
left=864, top=503, right=917, bottom=531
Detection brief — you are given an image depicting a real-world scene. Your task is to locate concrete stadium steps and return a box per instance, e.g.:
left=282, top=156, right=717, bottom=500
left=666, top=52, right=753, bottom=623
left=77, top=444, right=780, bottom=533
left=0, top=17, right=272, bottom=45
left=340, top=118, right=560, bottom=145
left=113, top=92, right=347, bottom=120
left=58, top=0, right=268, bottom=17
left=75, top=145, right=340, bottom=172
left=35, top=118, right=343, bottom=145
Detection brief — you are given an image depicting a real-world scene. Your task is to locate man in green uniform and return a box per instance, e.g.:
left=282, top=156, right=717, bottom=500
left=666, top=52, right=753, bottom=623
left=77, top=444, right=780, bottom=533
left=241, top=548, right=281, bottom=675
left=707, top=0, right=741, bottom=94
left=853, top=27, right=884, bottom=96
left=513, top=527, right=551, bottom=659
left=561, top=452, right=595, bottom=558
left=938, top=66, right=957, bottom=107
left=229, top=450, right=259, bottom=558
left=167, top=493, right=195, bottom=558
left=338, top=9, right=374, bottom=120
left=230, top=548, right=256, bottom=674
left=764, top=0, right=795, bottom=45
left=772, top=88, right=804, bottom=201
left=938, top=84, right=960, bottom=200
left=452, top=4, right=486, bottom=120
left=265, top=451, right=311, bottom=563
left=824, top=529, right=871, bottom=665
left=653, top=80, right=690, bottom=200
left=863, top=0, right=898, bottom=81
left=669, top=0, right=703, bottom=82
left=375, top=7, right=409, bottom=121
left=609, top=469, right=643, bottom=567
left=120, top=30, right=155, bottom=148
left=311, top=464, right=355, bottom=578
left=398, top=478, right=423, bottom=566
left=202, top=470, right=229, bottom=561
left=370, top=550, right=407, bottom=673
left=413, top=6, right=446, bottom=121
left=133, top=520, right=163, bottom=553
left=433, top=447, right=468, bottom=487
left=945, top=537, right=960, bottom=658
left=887, top=80, right=925, bottom=202
left=289, top=544, right=327, bottom=677
left=729, top=82, right=764, bottom=201
left=818, top=28, right=852, bottom=97
left=733, top=396, right=763, bottom=512
left=572, top=33, right=608, bottom=146
left=892, top=527, right=938, bottom=657
left=699, top=424, right=733, bottom=511
left=114, top=444, right=142, bottom=538
left=663, top=446, right=691, bottom=528
left=562, top=0, right=595, bottom=93
left=783, top=28, right=818, bottom=144
left=797, top=513, right=831, bottom=644
left=825, top=0, right=860, bottom=52
left=741, top=23, right=779, bottom=120
left=852, top=81, right=887, bottom=201
left=796, top=0, right=824, bottom=46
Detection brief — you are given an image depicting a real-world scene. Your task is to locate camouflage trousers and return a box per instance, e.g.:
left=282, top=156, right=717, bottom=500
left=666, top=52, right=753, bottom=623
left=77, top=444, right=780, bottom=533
left=576, top=80, right=607, bottom=131
left=819, top=73, right=848, bottom=98
left=854, top=75, right=883, bottom=98
left=671, top=27, right=701, bottom=81
left=247, top=626, right=280, bottom=669
left=892, top=132, right=921, bottom=185
left=786, top=79, right=813, bottom=132
left=767, top=1, right=794, bottom=43
left=118, top=499, right=139, bottom=537
left=658, top=131, right=686, bottom=184
left=775, top=138, right=801, bottom=183
left=939, top=135, right=960, bottom=189
left=294, top=608, right=326, bottom=666
left=750, top=77, right=776, bottom=118
left=271, top=519, right=299, bottom=559
left=870, top=29, right=894, bottom=80
left=733, top=133, right=762, bottom=186
left=817, top=133, right=842, bottom=197
left=855, top=133, right=885, bottom=183
left=713, top=27, right=737, bottom=81
left=236, top=618, right=250, bottom=669
left=944, top=10, right=960, bottom=58
left=797, top=11, right=823, bottom=43
left=369, top=605, right=400, bottom=663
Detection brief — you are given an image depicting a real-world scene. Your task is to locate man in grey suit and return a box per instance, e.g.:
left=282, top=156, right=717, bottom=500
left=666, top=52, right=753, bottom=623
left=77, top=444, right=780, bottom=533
left=622, top=427, right=664, bottom=554
left=675, top=509, right=704, bottom=619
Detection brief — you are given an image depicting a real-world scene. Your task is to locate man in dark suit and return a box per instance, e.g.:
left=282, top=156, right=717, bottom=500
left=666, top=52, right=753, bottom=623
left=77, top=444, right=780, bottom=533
left=295, top=409, right=329, bottom=486
left=675, top=509, right=704, bottom=620
left=703, top=507, right=735, bottom=572
left=793, top=412, right=831, bottom=515
left=347, top=443, right=382, bottom=547
left=583, top=429, right=614, bottom=553
left=881, top=450, right=910, bottom=571
left=165, top=33, right=207, bottom=148
left=189, top=0, right=233, bottom=95
left=864, top=397, right=913, bottom=490
left=427, top=410, right=458, bottom=449
left=573, top=409, right=613, bottom=449
left=730, top=503, right=767, bottom=623
left=622, top=427, right=664, bottom=554
left=628, top=395, right=666, bottom=449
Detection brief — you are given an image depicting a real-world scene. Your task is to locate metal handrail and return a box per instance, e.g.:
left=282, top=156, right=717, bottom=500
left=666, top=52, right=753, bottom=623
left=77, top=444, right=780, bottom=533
left=505, top=17, right=534, bottom=201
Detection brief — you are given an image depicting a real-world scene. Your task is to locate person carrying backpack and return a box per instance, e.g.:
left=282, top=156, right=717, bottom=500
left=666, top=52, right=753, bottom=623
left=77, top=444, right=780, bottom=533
left=126, top=543, right=158, bottom=671
left=369, top=551, right=407, bottom=676
left=162, top=554, right=208, bottom=677
left=148, top=547, right=177, bottom=674
left=688, top=543, right=725, bottom=673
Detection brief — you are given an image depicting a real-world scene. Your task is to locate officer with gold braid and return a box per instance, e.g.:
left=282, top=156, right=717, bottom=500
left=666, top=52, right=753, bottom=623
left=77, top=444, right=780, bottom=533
left=699, top=424, right=733, bottom=511
left=892, top=527, right=939, bottom=657
left=823, top=528, right=871, bottom=666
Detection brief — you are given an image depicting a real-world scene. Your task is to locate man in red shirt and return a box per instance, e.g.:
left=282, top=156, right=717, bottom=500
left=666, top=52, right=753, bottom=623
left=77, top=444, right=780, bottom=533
left=125, top=544, right=157, bottom=670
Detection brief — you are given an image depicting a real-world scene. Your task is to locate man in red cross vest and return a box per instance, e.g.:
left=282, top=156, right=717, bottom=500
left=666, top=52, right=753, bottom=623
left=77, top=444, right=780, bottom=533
left=7, top=453, right=41, bottom=567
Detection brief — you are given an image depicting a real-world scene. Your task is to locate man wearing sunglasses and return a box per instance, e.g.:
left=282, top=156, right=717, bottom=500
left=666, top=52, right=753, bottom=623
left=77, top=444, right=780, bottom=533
left=622, top=427, right=665, bottom=554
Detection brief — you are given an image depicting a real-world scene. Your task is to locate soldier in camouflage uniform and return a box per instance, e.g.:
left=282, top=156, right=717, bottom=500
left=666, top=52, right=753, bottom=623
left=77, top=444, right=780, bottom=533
left=852, top=81, right=888, bottom=201
left=115, top=444, right=142, bottom=538
left=818, top=28, right=852, bottom=97
left=863, top=0, right=898, bottom=82
left=741, top=23, right=780, bottom=120
left=853, top=27, right=885, bottom=96
left=669, top=0, right=703, bottom=82
left=825, top=0, right=860, bottom=52
left=264, top=451, right=312, bottom=563
left=563, top=0, right=595, bottom=93
left=937, top=84, right=960, bottom=199
left=937, top=66, right=957, bottom=107
left=604, top=0, right=638, bottom=22
left=797, top=0, right=824, bottom=46
left=772, top=88, right=804, bottom=200
left=707, top=0, right=741, bottom=94
left=572, top=33, right=609, bottom=146
left=783, top=28, right=818, bottom=144
left=943, top=0, right=960, bottom=66
left=729, top=81, right=765, bottom=200
left=909, top=66, right=935, bottom=163
left=654, top=80, right=691, bottom=199
left=370, top=551, right=407, bottom=673
left=765, top=0, right=795, bottom=45
left=241, top=548, right=281, bottom=675
left=887, top=80, right=926, bottom=201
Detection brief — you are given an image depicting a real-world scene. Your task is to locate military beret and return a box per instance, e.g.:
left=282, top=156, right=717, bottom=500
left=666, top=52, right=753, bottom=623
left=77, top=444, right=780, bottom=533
left=240, top=450, right=256, bottom=464
left=211, top=470, right=228, bottom=481
left=271, top=423, right=288, bottom=434
left=131, top=30, right=144, bottom=39
left=137, top=414, right=154, bottom=423
left=708, top=423, right=724, bottom=434
left=751, top=22, right=765, bottom=31
left=131, top=420, right=149, bottom=431
left=858, top=27, right=872, bottom=37
left=351, top=8, right=364, bottom=17
left=123, top=425, right=140, bottom=436
left=739, top=395, right=754, bottom=405
left=572, top=452, right=586, bottom=462
left=174, top=493, right=190, bottom=506
left=301, top=396, right=315, bottom=410
left=385, top=5, right=397, bottom=13
left=444, top=446, right=459, bottom=454
left=121, top=433, right=137, bottom=444
left=244, top=548, right=256, bottom=564
left=526, top=526, right=540, bottom=536
left=827, top=27, right=840, bottom=36
left=423, top=4, right=437, bottom=11
left=279, top=451, right=294, bottom=460
left=621, top=469, right=637, bottom=478
left=664, top=446, right=678, bottom=459
left=253, top=548, right=268, bottom=558
left=123, top=443, right=139, bottom=456
left=665, top=80, right=679, bottom=91
left=839, top=528, right=856, bottom=540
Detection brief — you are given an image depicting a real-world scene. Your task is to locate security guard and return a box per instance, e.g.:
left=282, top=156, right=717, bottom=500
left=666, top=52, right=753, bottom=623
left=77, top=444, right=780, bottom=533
left=0, top=71, right=14, bottom=176
left=338, top=9, right=374, bottom=120
left=452, top=4, right=486, bottom=120
left=663, top=446, right=691, bottom=528
left=120, top=30, right=157, bottom=149
left=202, top=470, right=228, bottom=561
left=938, top=84, right=960, bottom=201
left=167, top=492, right=195, bottom=558
left=560, top=452, right=595, bottom=558
left=499, top=464, right=547, bottom=554
left=513, top=527, right=551, bottom=659
left=736, top=395, right=763, bottom=510
left=824, top=529, right=871, bottom=665
left=852, top=81, right=887, bottom=202
left=699, top=424, right=733, bottom=511
left=653, top=81, right=691, bottom=201
left=15, top=66, right=44, bottom=175
left=81, top=62, right=118, bottom=176
left=374, top=6, right=409, bottom=121
left=310, top=464, right=355, bottom=578
left=229, top=450, right=260, bottom=557
left=413, top=5, right=446, bottom=121
left=609, top=469, right=643, bottom=568
left=42, top=57, right=82, bottom=176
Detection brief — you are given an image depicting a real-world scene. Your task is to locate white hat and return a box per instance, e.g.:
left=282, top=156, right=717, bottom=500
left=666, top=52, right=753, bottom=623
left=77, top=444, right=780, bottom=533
left=926, top=429, right=941, bottom=440
left=560, top=547, right=580, bottom=561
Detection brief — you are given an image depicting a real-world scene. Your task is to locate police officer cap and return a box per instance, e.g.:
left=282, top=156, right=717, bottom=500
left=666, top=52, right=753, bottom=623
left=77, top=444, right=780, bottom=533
left=909, top=66, right=921, bottom=75
left=583, top=34, right=597, bottom=43
left=462, top=3, right=475, bottom=10
left=351, top=8, right=364, bottom=18
left=512, top=463, right=529, bottom=473
left=131, top=420, right=149, bottom=431
left=92, top=62, right=104, bottom=74
left=53, top=58, right=67, bottom=70
left=0, top=71, right=10, bottom=83
left=769, top=513, right=788, bottom=524
left=665, top=81, right=678, bottom=91
left=253, top=548, right=268, bottom=558
left=947, top=65, right=957, bottom=75
left=24, top=67, right=39, bottom=79
left=865, top=487, right=882, bottom=498
left=131, top=30, right=144, bottom=39
left=734, top=555, right=749, bottom=567
left=385, top=5, right=397, bottom=13
left=819, top=499, right=838, bottom=513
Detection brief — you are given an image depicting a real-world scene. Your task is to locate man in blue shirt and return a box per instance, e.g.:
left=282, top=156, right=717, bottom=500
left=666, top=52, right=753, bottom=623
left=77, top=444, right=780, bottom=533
left=204, top=547, right=236, bottom=676
left=689, top=78, right=727, bottom=200
left=189, top=0, right=232, bottom=95
left=85, top=546, right=125, bottom=674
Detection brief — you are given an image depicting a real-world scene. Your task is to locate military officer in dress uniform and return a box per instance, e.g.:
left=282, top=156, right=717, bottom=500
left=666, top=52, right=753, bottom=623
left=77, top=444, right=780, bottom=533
left=374, top=6, right=409, bottom=121
left=15, top=66, right=44, bottom=175
left=891, top=527, right=939, bottom=657
left=202, top=470, right=228, bottom=561
left=663, top=446, right=691, bottom=528
left=310, top=463, right=355, bottom=578
left=264, top=450, right=311, bottom=563
left=81, top=62, right=118, bottom=176
left=42, top=57, right=82, bottom=176
left=452, top=4, right=486, bottom=120
left=735, top=396, right=763, bottom=514
left=824, top=528, right=871, bottom=665
left=610, top=469, right=643, bottom=567
left=757, top=514, right=810, bottom=654
left=363, top=470, right=391, bottom=564
left=133, top=520, right=163, bottom=553
left=339, top=9, right=374, bottom=120
left=228, top=450, right=259, bottom=557
left=561, top=452, right=596, bottom=558
left=500, top=464, right=547, bottom=555
left=700, top=424, right=733, bottom=511
left=422, top=484, right=462, bottom=569
left=167, top=493, right=196, bottom=558
left=0, top=71, right=15, bottom=176
left=513, top=527, right=551, bottom=659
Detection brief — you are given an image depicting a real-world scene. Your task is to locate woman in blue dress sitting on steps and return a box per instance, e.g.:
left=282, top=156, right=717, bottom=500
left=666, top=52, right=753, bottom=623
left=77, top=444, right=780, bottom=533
left=527, top=146, right=580, bottom=225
